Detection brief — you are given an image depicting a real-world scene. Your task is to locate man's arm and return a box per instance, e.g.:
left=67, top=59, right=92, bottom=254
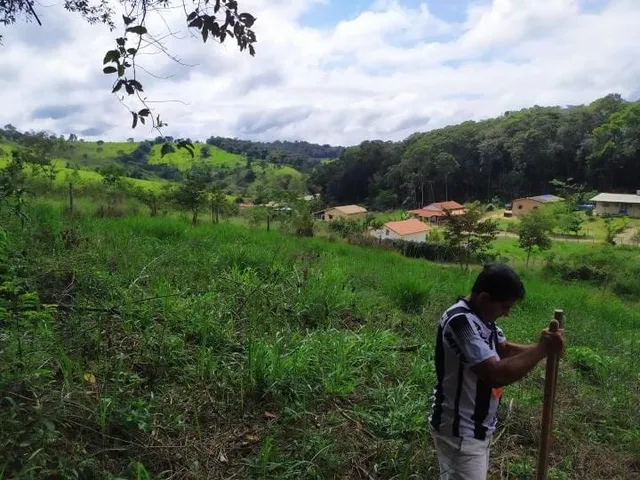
left=497, top=341, right=535, bottom=358
left=471, top=344, right=545, bottom=388
left=472, top=330, right=564, bottom=388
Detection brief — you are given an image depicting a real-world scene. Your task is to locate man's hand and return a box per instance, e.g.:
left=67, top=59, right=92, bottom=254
left=538, top=328, right=565, bottom=357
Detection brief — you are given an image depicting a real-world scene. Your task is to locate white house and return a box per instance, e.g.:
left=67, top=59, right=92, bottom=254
left=590, top=192, right=640, bottom=218
left=371, top=219, right=430, bottom=243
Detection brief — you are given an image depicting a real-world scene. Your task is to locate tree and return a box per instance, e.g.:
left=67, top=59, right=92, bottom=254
left=207, top=186, right=226, bottom=224
left=172, top=166, right=211, bottom=224
left=603, top=216, right=627, bottom=245
left=1, top=0, right=256, bottom=152
left=518, top=209, right=553, bottom=266
left=443, top=203, right=498, bottom=269
left=0, top=151, right=28, bottom=224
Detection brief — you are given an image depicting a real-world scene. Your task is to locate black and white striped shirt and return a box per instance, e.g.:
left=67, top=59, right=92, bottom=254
left=429, top=299, right=506, bottom=440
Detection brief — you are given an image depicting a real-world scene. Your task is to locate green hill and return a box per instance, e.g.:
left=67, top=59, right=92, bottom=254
left=1, top=135, right=306, bottom=198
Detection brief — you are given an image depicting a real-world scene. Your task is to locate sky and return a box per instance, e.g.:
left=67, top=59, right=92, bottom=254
left=1, top=0, right=640, bottom=146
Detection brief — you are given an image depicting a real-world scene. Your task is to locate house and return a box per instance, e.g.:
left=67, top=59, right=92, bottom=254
left=371, top=219, right=430, bottom=243
left=511, top=195, right=563, bottom=217
left=317, top=205, right=368, bottom=221
left=409, top=201, right=466, bottom=225
left=590, top=192, right=640, bottom=218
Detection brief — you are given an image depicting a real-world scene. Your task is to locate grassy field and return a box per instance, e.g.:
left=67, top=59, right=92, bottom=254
left=0, top=201, right=638, bottom=479
left=492, top=210, right=640, bottom=243
left=148, top=143, right=245, bottom=170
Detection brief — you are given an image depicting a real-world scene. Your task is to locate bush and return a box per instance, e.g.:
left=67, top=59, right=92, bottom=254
left=389, top=277, right=429, bottom=313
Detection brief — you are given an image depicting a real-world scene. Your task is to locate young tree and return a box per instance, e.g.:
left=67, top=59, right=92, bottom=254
left=207, top=186, right=226, bottom=224
left=518, top=209, right=553, bottom=266
left=172, top=166, right=211, bottom=224
left=603, top=216, right=627, bottom=245
left=443, top=203, right=499, bottom=269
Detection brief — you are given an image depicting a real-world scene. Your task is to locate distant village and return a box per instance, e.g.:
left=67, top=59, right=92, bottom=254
left=307, top=190, right=640, bottom=244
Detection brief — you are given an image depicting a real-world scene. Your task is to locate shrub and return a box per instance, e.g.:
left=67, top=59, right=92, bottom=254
left=389, top=277, right=429, bottom=313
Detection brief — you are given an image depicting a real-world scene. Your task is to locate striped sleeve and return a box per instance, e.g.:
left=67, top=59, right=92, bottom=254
left=446, top=314, right=498, bottom=366
left=496, top=325, right=507, bottom=344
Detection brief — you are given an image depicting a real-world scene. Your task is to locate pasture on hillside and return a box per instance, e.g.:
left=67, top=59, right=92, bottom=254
left=1, top=201, right=638, bottom=479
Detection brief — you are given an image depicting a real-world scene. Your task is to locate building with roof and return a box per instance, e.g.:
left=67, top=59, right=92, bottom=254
left=371, top=219, right=430, bottom=243
left=511, top=195, right=563, bottom=217
left=590, top=192, right=640, bottom=218
left=316, top=205, right=368, bottom=221
left=408, top=201, right=466, bottom=225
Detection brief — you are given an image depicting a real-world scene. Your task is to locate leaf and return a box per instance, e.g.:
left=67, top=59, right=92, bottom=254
left=239, top=12, right=255, bottom=27
left=202, top=26, right=209, bottom=43
left=131, top=112, right=138, bottom=129
left=126, top=25, right=148, bottom=35
left=126, top=48, right=137, bottom=55
left=214, top=0, right=220, bottom=13
left=116, top=37, right=126, bottom=46
left=138, top=108, right=150, bottom=117
left=125, top=83, right=135, bottom=95
left=249, top=44, right=255, bottom=56
left=122, top=15, right=136, bottom=25
left=103, top=50, right=120, bottom=64
left=227, top=0, right=237, bottom=10
left=83, top=372, right=96, bottom=384
left=161, top=143, right=176, bottom=157
left=139, top=116, right=146, bottom=125
left=188, top=17, right=203, bottom=29
left=112, top=80, right=124, bottom=93
left=118, top=64, right=125, bottom=77
left=103, top=66, right=117, bottom=74
left=129, top=80, right=144, bottom=92
left=186, top=11, right=197, bottom=22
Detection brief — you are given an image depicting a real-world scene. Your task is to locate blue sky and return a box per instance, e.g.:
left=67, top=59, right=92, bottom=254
left=0, top=0, right=638, bottom=145
left=300, top=0, right=472, bottom=28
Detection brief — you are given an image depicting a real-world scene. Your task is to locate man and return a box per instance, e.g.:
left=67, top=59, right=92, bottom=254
left=429, top=263, right=564, bottom=480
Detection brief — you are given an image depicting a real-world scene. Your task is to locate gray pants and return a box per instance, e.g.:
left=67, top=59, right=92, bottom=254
left=431, top=429, right=492, bottom=480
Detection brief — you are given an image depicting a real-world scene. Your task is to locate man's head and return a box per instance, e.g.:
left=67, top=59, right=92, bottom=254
left=469, top=263, right=525, bottom=323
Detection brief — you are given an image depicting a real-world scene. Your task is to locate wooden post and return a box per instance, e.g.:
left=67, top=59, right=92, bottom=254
left=68, top=182, right=74, bottom=215
left=536, top=310, right=564, bottom=480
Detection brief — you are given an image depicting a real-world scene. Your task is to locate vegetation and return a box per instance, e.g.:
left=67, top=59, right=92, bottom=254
left=0, top=198, right=638, bottom=478
left=205, top=137, right=345, bottom=173
left=311, top=94, right=640, bottom=209
left=518, top=209, right=554, bottom=266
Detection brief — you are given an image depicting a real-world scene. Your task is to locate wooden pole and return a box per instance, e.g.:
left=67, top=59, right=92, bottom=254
left=536, top=310, right=564, bottom=480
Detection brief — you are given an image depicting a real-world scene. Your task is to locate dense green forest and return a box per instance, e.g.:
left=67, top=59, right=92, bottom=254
left=309, top=94, right=640, bottom=210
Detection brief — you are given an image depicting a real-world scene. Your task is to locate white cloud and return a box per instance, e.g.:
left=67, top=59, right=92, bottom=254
left=1, top=0, right=640, bottom=145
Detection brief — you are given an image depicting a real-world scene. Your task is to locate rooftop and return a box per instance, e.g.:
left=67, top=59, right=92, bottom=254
left=528, top=194, right=564, bottom=203
left=431, top=201, right=465, bottom=211
left=590, top=193, right=640, bottom=204
left=385, top=219, right=430, bottom=236
left=333, top=205, right=368, bottom=215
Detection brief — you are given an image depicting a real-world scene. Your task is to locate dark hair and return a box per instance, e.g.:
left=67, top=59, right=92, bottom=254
left=471, top=263, right=525, bottom=302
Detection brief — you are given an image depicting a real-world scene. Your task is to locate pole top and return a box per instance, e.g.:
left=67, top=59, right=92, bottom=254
left=553, top=309, right=564, bottom=328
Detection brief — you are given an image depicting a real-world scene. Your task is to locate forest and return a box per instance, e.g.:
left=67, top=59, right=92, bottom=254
left=309, top=94, right=640, bottom=210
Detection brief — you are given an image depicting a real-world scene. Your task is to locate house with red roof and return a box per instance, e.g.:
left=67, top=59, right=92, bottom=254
left=408, top=201, right=466, bottom=225
left=371, top=218, right=431, bottom=243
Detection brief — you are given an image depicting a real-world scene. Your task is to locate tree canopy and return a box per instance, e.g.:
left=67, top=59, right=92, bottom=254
left=310, top=94, right=639, bottom=209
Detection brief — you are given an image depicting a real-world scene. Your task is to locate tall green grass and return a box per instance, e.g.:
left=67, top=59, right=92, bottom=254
left=0, top=204, right=638, bottom=478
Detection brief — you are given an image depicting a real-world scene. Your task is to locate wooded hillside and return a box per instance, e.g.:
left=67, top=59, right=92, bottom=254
left=309, top=94, right=640, bottom=210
